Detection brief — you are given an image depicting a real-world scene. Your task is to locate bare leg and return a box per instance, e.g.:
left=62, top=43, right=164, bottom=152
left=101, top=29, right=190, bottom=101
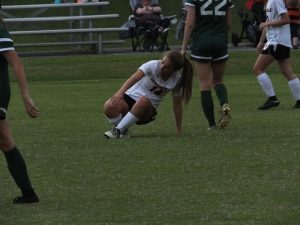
left=104, top=96, right=155, bottom=138
left=212, top=62, right=228, bottom=106
left=117, top=96, right=154, bottom=131
left=0, top=120, right=15, bottom=151
left=212, top=62, right=231, bottom=129
left=103, top=97, right=130, bottom=127
left=103, top=97, right=129, bottom=118
left=253, top=53, right=274, bottom=76
left=253, top=54, right=280, bottom=110
left=0, top=120, right=38, bottom=204
left=277, top=59, right=300, bottom=105
left=194, top=62, right=216, bottom=127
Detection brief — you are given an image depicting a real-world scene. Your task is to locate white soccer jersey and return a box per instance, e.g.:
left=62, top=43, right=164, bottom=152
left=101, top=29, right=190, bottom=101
left=265, top=0, right=292, bottom=48
left=125, top=60, right=182, bottom=108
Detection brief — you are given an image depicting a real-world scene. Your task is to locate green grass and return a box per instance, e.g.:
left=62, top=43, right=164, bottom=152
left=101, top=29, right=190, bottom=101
left=0, top=50, right=300, bottom=225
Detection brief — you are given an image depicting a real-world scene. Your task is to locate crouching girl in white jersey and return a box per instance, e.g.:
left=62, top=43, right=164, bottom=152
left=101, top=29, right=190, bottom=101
left=103, top=50, right=193, bottom=138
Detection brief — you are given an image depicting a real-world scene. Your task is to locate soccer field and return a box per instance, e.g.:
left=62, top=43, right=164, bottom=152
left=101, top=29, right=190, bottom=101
left=0, top=51, right=299, bottom=225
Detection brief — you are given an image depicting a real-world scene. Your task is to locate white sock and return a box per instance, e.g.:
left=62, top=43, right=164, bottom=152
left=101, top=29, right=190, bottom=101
left=288, top=78, right=300, bottom=101
left=116, top=112, right=138, bottom=132
left=105, top=114, right=122, bottom=127
left=257, top=73, right=276, bottom=97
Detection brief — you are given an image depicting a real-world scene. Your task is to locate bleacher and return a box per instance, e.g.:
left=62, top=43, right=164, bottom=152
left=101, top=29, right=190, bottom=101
left=0, top=1, right=128, bottom=55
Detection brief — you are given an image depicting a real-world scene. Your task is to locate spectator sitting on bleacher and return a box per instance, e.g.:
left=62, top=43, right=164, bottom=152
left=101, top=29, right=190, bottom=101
left=133, top=0, right=162, bottom=25
left=133, top=0, right=162, bottom=50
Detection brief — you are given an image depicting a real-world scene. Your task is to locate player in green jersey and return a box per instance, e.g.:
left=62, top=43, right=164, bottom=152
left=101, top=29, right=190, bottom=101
left=181, top=0, right=233, bottom=130
left=0, top=18, right=39, bottom=204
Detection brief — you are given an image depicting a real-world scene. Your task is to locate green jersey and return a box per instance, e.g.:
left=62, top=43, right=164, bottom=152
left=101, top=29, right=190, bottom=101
left=185, top=0, right=234, bottom=39
left=0, top=23, right=14, bottom=119
left=0, top=24, right=14, bottom=50
left=0, top=23, right=14, bottom=71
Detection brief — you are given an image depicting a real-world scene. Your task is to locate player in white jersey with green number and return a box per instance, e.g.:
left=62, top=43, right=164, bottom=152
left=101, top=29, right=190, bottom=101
left=254, top=0, right=300, bottom=109
left=103, top=50, right=193, bottom=138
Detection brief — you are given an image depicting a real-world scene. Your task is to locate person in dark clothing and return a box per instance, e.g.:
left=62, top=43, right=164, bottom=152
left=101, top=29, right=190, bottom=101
left=0, top=18, right=39, bottom=204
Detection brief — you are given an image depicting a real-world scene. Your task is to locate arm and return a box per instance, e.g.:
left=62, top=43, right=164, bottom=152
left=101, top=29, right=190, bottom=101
left=110, top=69, right=144, bottom=106
left=256, top=26, right=267, bottom=53
left=172, top=95, right=183, bottom=136
left=149, top=5, right=161, bottom=14
left=226, top=7, right=233, bottom=31
left=3, top=50, right=39, bottom=118
left=259, top=12, right=291, bottom=30
left=136, top=5, right=161, bottom=15
left=181, top=5, right=195, bottom=55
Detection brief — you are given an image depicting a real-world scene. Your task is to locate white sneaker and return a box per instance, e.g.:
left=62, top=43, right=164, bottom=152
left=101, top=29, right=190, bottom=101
left=120, top=129, right=130, bottom=138
left=104, top=128, right=129, bottom=139
left=104, top=128, right=121, bottom=139
left=217, top=103, right=231, bottom=129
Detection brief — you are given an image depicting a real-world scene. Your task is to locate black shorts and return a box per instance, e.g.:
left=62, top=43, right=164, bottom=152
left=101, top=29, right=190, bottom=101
left=261, top=44, right=290, bottom=60
left=190, top=34, right=229, bottom=64
left=123, top=94, right=157, bottom=125
left=0, top=69, right=11, bottom=120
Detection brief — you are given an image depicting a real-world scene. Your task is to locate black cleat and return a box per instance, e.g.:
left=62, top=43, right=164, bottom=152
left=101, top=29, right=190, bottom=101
left=258, top=99, right=280, bottom=110
left=13, top=195, right=39, bottom=204
left=292, top=100, right=300, bottom=108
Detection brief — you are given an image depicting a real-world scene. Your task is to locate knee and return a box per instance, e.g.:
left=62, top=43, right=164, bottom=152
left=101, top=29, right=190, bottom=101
left=0, top=137, right=14, bottom=152
left=0, top=143, right=13, bottom=152
left=212, top=79, right=223, bottom=86
left=0, top=124, right=14, bottom=151
left=103, top=98, right=129, bottom=117
left=137, top=96, right=152, bottom=109
left=103, top=99, right=115, bottom=115
left=253, top=64, right=262, bottom=76
left=200, top=82, right=212, bottom=91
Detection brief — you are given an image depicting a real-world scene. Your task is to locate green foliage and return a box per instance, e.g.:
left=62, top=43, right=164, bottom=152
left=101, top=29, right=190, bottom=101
left=0, top=51, right=300, bottom=225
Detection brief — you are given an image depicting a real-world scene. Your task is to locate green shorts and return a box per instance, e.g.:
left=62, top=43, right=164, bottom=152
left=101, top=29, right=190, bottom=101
left=0, top=69, right=11, bottom=120
left=190, top=35, right=229, bottom=63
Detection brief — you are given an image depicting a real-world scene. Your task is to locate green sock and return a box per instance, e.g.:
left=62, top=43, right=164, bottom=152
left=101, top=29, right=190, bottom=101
left=201, top=90, right=216, bottom=127
left=4, top=147, right=35, bottom=197
left=214, top=83, right=228, bottom=106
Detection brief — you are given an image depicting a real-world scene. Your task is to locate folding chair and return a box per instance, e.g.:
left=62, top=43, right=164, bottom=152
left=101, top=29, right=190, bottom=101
left=129, top=0, right=176, bottom=52
left=231, top=0, right=265, bottom=47
left=175, top=0, right=187, bottom=40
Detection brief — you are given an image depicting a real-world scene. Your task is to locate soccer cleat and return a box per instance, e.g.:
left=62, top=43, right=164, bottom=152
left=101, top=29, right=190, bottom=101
left=217, top=103, right=231, bottom=129
left=104, top=128, right=129, bottom=139
left=207, top=125, right=218, bottom=131
left=104, top=128, right=121, bottom=139
left=13, top=195, right=39, bottom=204
left=258, top=98, right=280, bottom=110
left=292, top=100, right=300, bottom=108
left=120, top=129, right=130, bottom=138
